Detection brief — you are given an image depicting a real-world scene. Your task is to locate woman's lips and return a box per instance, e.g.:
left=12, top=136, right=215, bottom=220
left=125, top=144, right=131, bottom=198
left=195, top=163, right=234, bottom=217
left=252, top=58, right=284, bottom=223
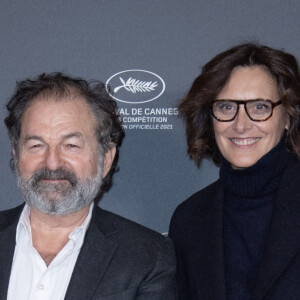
left=230, top=137, right=261, bottom=146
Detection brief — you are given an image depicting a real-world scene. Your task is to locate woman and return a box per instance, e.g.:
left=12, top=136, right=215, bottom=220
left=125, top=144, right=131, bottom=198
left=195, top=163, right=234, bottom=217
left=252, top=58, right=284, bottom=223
left=169, top=43, right=300, bottom=300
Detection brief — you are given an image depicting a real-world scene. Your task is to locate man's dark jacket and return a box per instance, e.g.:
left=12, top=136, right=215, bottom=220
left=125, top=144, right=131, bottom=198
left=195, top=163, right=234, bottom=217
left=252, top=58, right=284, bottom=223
left=0, top=205, right=177, bottom=299
left=169, top=156, right=300, bottom=300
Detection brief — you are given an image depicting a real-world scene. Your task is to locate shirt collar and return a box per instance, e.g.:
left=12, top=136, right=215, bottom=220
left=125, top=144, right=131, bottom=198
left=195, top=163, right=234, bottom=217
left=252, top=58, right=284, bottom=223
left=16, top=202, right=94, bottom=251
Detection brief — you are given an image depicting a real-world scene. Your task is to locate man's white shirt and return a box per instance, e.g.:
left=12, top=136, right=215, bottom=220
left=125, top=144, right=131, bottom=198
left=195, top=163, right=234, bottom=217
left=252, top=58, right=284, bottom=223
left=7, top=202, right=94, bottom=300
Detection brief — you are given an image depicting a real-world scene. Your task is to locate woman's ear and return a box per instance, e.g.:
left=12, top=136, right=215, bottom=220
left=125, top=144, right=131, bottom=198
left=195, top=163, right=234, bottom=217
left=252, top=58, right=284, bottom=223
left=285, top=115, right=290, bottom=130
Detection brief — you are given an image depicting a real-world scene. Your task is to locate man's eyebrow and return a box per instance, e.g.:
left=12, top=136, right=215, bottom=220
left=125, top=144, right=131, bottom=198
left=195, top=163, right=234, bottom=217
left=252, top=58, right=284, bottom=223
left=23, top=133, right=84, bottom=143
left=24, top=135, right=44, bottom=143
left=62, top=132, right=84, bottom=140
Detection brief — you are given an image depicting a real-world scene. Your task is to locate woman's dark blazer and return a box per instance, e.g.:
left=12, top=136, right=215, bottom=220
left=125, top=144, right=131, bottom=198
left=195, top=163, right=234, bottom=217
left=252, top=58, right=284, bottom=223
left=169, top=155, right=300, bottom=300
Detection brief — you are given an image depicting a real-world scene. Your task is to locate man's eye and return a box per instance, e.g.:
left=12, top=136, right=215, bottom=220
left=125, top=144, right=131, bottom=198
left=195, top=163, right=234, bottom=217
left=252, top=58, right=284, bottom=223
left=31, top=144, right=41, bottom=148
left=67, top=144, right=79, bottom=148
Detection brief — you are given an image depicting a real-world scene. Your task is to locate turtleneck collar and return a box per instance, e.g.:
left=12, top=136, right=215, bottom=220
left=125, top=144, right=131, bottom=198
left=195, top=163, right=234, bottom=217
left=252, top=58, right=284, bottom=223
left=219, top=139, right=289, bottom=198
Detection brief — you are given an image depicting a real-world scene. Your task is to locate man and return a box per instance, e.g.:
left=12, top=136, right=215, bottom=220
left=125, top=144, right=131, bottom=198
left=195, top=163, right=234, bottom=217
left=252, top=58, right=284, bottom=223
left=1, top=73, right=177, bottom=300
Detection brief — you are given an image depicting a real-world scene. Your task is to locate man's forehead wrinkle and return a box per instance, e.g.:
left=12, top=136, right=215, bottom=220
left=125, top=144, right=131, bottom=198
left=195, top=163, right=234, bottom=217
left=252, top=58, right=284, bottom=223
left=24, top=135, right=44, bottom=142
left=62, top=132, right=84, bottom=140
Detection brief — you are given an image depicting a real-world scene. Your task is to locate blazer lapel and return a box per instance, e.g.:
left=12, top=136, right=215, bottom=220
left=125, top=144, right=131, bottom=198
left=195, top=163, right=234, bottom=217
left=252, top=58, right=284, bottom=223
left=0, top=224, right=18, bottom=300
left=253, top=160, right=300, bottom=300
left=65, top=207, right=118, bottom=300
left=189, top=181, right=226, bottom=300
left=0, top=205, right=23, bottom=300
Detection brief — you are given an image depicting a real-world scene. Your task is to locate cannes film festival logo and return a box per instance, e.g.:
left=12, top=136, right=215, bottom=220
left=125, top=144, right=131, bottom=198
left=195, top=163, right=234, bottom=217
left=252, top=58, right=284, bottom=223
left=106, top=69, right=165, bottom=104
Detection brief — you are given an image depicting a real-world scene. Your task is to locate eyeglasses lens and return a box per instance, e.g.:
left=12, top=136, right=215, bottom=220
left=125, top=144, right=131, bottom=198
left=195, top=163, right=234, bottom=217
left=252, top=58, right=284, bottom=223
left=213, top=100, right=272, bottom=121
left=213, top=101, right=237, bottom=121
left=247, top=101, right=272, bottom=119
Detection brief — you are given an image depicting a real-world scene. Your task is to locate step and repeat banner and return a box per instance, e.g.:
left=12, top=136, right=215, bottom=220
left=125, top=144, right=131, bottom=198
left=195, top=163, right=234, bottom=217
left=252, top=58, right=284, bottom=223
left=1, top=0, right=299, bottom=233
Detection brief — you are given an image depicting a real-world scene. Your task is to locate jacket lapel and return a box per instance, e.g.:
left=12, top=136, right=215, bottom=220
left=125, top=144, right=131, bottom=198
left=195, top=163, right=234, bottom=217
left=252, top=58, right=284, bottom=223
left=253, top=159, right=300, bottom=300
left=65, top=207, right=118, bottom=300
left=0, top=224, right=18, bottom=300
left=189, top=181, right=226, bottom=300
left=0, top=205, right=23, bottom=300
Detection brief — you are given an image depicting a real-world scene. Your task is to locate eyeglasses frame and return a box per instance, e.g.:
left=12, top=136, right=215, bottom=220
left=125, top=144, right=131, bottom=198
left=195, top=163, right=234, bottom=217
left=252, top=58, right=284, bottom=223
left=211, top=99, right=282, bottom=122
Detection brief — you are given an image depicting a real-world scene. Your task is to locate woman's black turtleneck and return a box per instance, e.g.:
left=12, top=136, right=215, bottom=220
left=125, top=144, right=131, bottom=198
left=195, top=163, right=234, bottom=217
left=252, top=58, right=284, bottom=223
left=219, top=140, right=289, bottom=300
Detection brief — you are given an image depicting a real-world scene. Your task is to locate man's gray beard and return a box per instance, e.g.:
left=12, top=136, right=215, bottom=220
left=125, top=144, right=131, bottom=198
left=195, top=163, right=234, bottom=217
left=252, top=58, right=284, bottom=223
left=16, top=159, right=103, bottom=216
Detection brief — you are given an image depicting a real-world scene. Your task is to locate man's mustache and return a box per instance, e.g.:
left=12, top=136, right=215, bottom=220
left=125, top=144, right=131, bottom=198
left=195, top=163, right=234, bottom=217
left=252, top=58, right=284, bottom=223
left=31, top=168, right=78, bottom=187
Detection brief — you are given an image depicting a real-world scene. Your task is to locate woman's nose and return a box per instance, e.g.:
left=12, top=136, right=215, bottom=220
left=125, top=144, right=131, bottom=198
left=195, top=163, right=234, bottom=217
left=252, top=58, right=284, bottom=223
left=232, top=105, right=253, bottom=133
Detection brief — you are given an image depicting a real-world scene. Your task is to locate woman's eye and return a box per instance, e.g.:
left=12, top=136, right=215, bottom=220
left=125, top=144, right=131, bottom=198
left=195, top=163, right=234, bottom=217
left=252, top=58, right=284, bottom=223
left=255, top=104, right=268, bottom=110
left=252, top=101, right=271, bottom=110
left=218, top=103, right=233, bottom=110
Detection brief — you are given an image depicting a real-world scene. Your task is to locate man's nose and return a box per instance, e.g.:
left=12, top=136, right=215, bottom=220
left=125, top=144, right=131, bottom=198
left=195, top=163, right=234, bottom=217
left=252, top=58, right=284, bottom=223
left=44, top=147, right=63, bottom=170
left=232, top=105, right=253, bottom=133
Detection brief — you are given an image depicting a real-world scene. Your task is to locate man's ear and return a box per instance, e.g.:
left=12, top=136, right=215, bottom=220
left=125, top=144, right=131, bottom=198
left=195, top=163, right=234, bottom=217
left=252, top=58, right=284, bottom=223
left=102, top=146, right=116, bottom=178
left=12, top=148, right=16, bottom=159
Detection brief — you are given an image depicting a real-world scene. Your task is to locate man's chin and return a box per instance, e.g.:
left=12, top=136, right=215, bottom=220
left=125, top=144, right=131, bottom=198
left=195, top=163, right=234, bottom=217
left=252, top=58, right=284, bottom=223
left=27, top=197, right=76, bottom=216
